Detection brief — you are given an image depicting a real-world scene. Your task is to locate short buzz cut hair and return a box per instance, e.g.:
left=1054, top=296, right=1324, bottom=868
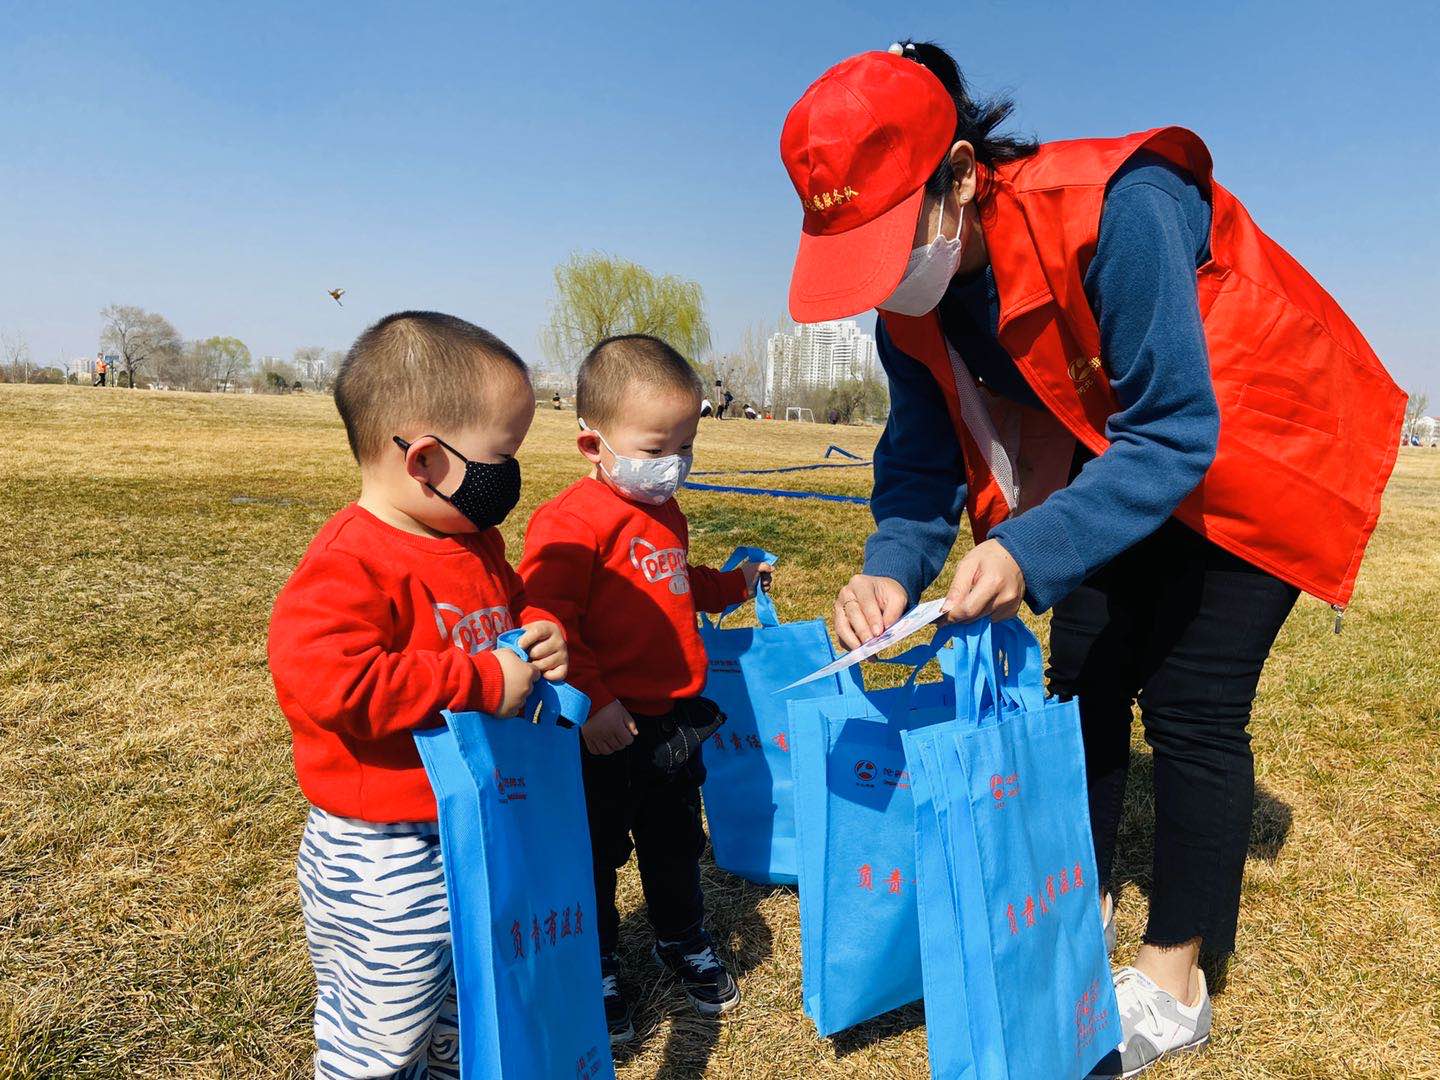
left=575, top=334, right=703, bottom=430
left=333, top=311, right=530, bottom=462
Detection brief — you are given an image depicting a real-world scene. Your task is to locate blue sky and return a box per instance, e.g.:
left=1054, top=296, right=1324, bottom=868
left=1, top=0, right=1436, bottom=399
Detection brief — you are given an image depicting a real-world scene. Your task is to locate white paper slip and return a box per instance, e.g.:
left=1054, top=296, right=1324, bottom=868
left=776, top=598, right=949, bottom=693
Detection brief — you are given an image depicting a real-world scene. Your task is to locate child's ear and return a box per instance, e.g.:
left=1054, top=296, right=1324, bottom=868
left=402, top=436, right=445, bottom=488
left=576, top=430, right=603, bottom=466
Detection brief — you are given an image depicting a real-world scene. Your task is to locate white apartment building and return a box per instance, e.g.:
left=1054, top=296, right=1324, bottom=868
left=765, top=319, right=878, bottom=404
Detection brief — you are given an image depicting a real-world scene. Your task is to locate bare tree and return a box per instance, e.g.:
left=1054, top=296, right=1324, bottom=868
left=254, top=355, right=300, bottom=394
left=294, top=345, right=341, bottom=391
left=0, top=329, right=31, bottom=383
left=99, top=305, right=181, bottom=389
left=541, top=252, right=711, bottom=373
left=704, top=320, right=771, bottom=410
left=1405, top=391, right=1430, bottom=442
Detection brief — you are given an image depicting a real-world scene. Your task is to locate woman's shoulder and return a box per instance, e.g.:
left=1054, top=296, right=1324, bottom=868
left=1106, top=150, right=1204, bottom=203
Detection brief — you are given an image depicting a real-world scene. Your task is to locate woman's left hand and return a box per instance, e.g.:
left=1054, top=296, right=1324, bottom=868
left=942, top=539, right=1026, bottom=623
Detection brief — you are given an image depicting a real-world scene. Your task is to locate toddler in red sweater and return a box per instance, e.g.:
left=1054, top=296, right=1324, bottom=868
left=518, top=334, right=770, bottom=1044
left=269, top=311, right=567, bottom=1078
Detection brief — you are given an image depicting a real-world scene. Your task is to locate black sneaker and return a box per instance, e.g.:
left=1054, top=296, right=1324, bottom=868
left=651, top=930, right=741, bottom=1017
left=600, top=953, right=635, bottom=1045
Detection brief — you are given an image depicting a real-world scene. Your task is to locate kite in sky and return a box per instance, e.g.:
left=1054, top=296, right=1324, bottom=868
left=328, top=288, right=345, bottom=306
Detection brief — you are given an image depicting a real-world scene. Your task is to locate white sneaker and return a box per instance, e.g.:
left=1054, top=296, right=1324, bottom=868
left=1088, top=967, right=1211, bottom=1077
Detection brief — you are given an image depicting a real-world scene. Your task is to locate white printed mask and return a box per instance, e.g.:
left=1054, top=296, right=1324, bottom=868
left=580, top=420, right=693, bottom=505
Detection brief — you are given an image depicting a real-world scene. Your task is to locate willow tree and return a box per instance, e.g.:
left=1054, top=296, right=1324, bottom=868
left=541, top=252, right=711, bottom=373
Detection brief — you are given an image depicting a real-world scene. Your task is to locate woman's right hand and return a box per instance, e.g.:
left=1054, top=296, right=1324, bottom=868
left=833, top=574, right=909, bottom=651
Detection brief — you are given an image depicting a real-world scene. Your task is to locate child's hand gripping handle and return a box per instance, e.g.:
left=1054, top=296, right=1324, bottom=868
left=708, top=545, right=780, bottom=629
left=496, top=629, right=591, bottom=728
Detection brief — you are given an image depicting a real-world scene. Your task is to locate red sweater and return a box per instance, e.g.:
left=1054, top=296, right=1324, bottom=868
left=269, top=504, right=551, bottom=822
left=519, top=477, right=748, bottom=716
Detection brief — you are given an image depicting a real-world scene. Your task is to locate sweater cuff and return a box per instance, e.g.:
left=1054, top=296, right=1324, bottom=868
left=989, top=508, right=1087, bottom=614
left=517, top=605, right=563, bottom=634
left=576, top=678, right=616, bottom=715
left=719, top=567, right=750, bottom=609
left=467, top=648, right=507, bottom=717
left=861, top=538, right=928, bottom=608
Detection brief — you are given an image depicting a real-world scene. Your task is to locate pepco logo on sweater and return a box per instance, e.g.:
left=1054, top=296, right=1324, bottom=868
left=431, top=603, right=514, bottom=655
left=628, top=537, right=691, bottom=596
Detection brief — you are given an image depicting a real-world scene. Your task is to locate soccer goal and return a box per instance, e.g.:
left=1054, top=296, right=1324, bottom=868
left=784, top=407, right=815, bottom=422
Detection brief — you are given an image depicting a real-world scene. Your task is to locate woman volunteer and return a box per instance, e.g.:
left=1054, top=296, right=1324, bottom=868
left=779, top=42, right=1404, bottom=1074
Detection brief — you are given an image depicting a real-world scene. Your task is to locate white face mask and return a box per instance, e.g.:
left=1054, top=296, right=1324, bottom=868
left=878, top=199, right=966, bottom=317
left=580, top=420, right=693, bottom=505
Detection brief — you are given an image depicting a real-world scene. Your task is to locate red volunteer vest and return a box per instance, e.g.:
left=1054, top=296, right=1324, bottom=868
left=881, top=127, right=1404, bottom=608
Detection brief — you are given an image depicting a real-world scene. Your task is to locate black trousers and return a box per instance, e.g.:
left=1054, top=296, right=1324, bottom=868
left=1047, top=517, right=1299, bottom=954
left=581, top=717, right=707, bottom=957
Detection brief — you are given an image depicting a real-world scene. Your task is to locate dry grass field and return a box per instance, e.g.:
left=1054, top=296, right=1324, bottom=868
left=2, top=383, right=1437, bottom=1079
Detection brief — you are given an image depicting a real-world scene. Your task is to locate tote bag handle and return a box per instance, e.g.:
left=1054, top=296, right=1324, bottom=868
left=872, top=617, right=1046, bottom=723
left=702, top=545, right=780, bottom=629
left=870, top=619, right=994, bottom=716
left=496, top=629, right=592, bottom=728
left=935, top=617, right=1047, bottom=720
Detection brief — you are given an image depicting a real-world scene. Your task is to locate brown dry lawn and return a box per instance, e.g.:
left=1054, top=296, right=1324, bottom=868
left=1, top=384, right=1437, bottom=1079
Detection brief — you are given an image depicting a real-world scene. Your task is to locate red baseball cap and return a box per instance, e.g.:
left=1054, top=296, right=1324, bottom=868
left=781, top=51, right=956, bottom=323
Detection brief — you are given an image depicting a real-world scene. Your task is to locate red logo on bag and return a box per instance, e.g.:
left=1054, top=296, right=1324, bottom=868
left=493, top=768, right=527, bottom=803
left=854, top=759, right=877, bottom=782
left=1075, top=978, right=1110, bottom=1056
left=576, top=1045, right=603, bottom=1079
left=990, top=772, right=1020, bottom=807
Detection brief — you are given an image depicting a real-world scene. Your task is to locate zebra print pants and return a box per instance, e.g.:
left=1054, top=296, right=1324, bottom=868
left=297, top=807, right=460, bottom=1079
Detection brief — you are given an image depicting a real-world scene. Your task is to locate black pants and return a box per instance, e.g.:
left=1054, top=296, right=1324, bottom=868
left=1047, top=518, right=1299, bottom=954
left=581, top=717, right=707, bottom=957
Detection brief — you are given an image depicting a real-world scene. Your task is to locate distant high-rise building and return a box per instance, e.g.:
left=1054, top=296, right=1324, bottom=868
left=765, top=319, right=877, bottom=404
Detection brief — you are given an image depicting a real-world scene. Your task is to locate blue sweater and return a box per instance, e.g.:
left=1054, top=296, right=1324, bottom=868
left=863, top=155, right=1220, bottom=613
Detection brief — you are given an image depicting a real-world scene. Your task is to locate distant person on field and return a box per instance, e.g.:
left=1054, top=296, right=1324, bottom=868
left=268, top=311, right=568, bottom=1078
left=743, top=402, right=759, bottom=420
left=699, top=396, right=713, bottom=418
left=93, top=358, right=107, bottom=386
left=519, top=335, right=772, bottom=1045
left=716, top=389, right=734, bottom=419
left=553, top=391, right=563, bottom=409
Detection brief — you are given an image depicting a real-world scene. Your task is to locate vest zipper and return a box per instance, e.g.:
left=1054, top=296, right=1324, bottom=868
left=1331, top=604, right=1345, bottom=635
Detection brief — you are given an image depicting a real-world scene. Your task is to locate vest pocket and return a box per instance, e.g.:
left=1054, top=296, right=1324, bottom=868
left=1237, top=382, right=1339, bottom=437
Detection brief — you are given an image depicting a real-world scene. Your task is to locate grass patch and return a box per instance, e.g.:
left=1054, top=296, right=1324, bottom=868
left=2, top=384, right=1437, bottom=1077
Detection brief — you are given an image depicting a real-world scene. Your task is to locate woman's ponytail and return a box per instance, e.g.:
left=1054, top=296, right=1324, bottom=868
left=890, top=39, right=1037, bottom=199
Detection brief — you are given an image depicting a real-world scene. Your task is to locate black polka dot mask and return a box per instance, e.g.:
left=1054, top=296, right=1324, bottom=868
left=392, top=435, right=522, bottom=531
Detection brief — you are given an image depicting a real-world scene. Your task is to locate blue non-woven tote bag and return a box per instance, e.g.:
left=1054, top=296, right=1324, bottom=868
left=698, top=545, right=858, bottom=885
left=414, top=629, right=615, bottom=1080
left=903, top=619, right=1121, bottom=1080
left=788, top=645, right=961, bottom=1037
